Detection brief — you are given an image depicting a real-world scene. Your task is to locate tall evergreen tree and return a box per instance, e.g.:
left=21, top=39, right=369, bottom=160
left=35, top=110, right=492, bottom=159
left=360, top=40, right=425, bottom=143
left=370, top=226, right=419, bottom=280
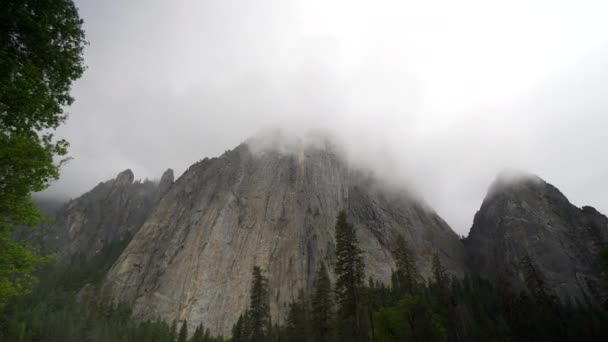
left=286, top=290, right=310, bottom=342
left=190, top=323, right=205, bottom=342
left=248, top=266, right=271, bottom=342
left=232, top=314, right=246, bottom=342
left=333, top=211, right=367, bottom=342
left=178, top=321, right=188, bottom=342
left=311, top=264, right=333, bottom=342
left=170, top=320, right=178, bottom=342
left=392, top=235, right=418, bottom=295
left=432, top=253, right=448, bottom=291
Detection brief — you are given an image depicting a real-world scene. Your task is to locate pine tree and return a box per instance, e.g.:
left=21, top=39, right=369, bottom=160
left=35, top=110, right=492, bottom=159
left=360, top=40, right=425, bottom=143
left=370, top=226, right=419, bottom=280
left=170, top=320, right=178, bottom=342
left=190, top=323, right=205, bottom=342
left=333, top=211, right=367, bottom=342
left=392, top=235, right=419, bottom=295
left=232, top=314, right=246, bottom=342
left=248, top=266, right=271, bottom=342
left=311, top=264, right=333, bottom=342
left=432, top=253, right=448, bottom=291
left=178, top=320, right=188, bottom=342
left=286, top=290, right=310, bottom=342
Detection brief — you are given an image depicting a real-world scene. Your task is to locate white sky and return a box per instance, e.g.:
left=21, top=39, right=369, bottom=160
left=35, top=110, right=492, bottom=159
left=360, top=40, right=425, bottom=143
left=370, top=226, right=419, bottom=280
left=45, top=0, right=608, bottom=235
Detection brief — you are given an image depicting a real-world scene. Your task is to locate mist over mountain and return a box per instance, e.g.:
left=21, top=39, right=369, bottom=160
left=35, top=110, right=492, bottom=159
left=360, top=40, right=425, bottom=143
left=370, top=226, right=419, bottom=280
left=41, top=0, right=608, bottom=236
left=27, top=134, right=607, bottom=337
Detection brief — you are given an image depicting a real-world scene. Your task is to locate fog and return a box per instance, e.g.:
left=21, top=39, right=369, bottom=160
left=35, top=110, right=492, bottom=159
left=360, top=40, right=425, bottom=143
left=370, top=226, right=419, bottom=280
left=42, top=0, right=608, bottom=235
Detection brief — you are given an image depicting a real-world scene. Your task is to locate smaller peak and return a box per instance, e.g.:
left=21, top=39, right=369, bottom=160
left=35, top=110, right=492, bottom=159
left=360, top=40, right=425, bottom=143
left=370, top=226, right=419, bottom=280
left=495, top=168, right=538, bottom=182
left=159, top=168, right=174, bottom=194
left=161, top=168, right=174, bottom=183
left=494, top=168, right=542, bottom=185
left=486, top=169, right=544, bottom=198
left=115, top=169, right=135, bottom=185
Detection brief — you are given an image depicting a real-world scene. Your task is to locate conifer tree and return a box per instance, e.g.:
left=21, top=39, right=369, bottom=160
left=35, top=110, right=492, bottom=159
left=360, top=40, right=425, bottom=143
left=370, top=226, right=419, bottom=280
left=248, top=266, right=271, bottom=342
left=286, top=290, right=310, bottom=342
left=232, top=314, right=246, bottom=342
left=392, top=235, right=418, bottom=295
left=333, top=211, right=367, bottom=342
left=190, top=323, right=204, bottom=342
left=178, top=320, right=188, bottom=342
left=170, top=320, right=178, bottom=342
left=311, top=264, right=333, bottom=342
left=432, top=253, right=448, bottom=291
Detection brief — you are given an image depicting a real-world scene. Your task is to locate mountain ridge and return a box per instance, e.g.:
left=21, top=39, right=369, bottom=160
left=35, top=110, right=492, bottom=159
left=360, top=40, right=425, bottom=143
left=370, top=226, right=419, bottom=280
left=34, top=138, right=608, bottom=336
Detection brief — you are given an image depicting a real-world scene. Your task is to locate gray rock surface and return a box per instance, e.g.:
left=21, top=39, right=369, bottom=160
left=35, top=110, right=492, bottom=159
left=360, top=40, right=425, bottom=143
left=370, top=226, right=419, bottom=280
left=102, top=142, right=467, bottom=336
left=40, top=169, right=174, bottom=262
left=465, top=171, right=608, bottom=304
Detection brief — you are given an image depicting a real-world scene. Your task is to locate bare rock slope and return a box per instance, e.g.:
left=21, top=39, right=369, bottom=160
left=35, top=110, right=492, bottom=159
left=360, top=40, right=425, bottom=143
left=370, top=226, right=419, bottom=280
left=465, top=171, right=608, bottom=304
left=102, top=142, right=467, bottom=335
left=41, top=168, right=174, bottom=262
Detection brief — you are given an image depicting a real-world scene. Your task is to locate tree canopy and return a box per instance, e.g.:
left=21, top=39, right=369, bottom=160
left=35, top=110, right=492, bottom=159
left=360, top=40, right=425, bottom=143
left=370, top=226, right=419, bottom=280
left=0, top=0, right=87, bottom=307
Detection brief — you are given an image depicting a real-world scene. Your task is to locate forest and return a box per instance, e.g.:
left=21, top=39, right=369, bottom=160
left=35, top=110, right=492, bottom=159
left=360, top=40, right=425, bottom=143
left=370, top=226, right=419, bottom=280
left=2, top=211, right=608, bottom=342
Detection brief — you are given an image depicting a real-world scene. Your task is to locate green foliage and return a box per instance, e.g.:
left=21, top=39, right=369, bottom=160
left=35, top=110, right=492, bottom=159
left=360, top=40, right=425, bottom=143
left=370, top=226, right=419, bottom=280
left=311, top=264, right=334, bottom=342
left=432, top=253, right=448, bottom=291
left=286, top=290, right=310, bottom=342
left=249, top=266, right=271, bottom=341
left=373, top=293, right=447, bottom=342
left=0, top=0, right=87, bottom=307
left=231, top=314, right=246, bottom=342
left=178, top=321, right=188, bottom=342
left=391, top=235, right=418, bottom=296
left=333, top=211, right=368, bottom=342
left=190, top=323, right=212, bottom=342
left=1, top=0, right=86, bottom=134
left=232, top=266, right=271, bottom=342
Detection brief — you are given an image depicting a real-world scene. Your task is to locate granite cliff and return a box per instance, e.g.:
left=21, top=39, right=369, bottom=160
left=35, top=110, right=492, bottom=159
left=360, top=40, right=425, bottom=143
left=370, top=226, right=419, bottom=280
left=465, top=171, right=608, bottom=304
left=101, top=141, right=467, bottom=335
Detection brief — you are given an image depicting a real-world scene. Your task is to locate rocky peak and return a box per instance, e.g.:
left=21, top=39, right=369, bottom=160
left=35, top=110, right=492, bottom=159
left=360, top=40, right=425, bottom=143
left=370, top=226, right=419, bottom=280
left=40, top=168, right=172, bottom=262
left=158, top=168, right=174, bottom=195
left=115, top=169, right=135, bottom=185
left=465, top=172, right=608, bottom=303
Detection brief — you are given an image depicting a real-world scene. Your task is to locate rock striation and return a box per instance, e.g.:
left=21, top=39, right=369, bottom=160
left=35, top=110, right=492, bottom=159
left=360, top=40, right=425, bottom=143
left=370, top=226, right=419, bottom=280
left=102, top=142, right=467, bottom=335
left=465, top=171, right=608, bottom=304
left=40, top=168, right=174, bottom=262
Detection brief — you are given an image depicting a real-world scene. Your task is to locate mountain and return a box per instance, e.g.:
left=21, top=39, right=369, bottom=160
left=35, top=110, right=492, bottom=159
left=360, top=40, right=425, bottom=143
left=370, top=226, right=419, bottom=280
left=465, top=171, right=608, bottom=304
left=38, top=138, right=608, bottom=336
left=39, top=168, right=174, bottom=262
left=101, top=140, right=467, bottom=335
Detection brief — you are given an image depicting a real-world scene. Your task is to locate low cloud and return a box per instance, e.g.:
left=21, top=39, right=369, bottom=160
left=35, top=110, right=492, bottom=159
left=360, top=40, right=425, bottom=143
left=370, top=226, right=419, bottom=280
left=42, top=0, right=608, bottom=235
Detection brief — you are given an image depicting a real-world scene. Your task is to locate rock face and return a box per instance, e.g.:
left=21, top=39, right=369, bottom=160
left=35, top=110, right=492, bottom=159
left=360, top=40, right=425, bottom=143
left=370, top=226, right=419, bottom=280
left=41, top=169, right=174, bottom=262
left=102, top=142, right=467, bottom=335
left=465, top=171, right=608, bottom=304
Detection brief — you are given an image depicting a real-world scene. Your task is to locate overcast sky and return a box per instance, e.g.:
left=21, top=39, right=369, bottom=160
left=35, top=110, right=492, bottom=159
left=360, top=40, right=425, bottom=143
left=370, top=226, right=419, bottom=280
left=44, top=0, right=608, bottom=235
